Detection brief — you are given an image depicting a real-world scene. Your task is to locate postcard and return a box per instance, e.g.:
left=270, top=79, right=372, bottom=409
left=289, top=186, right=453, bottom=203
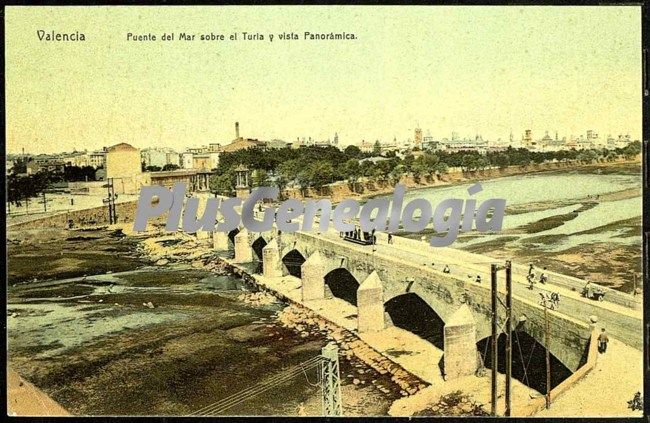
left=5, top=5, right=644, bottom=418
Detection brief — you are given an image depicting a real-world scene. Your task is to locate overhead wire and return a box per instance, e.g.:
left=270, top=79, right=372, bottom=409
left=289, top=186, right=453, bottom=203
left=194, top=356, right=323, bottom=416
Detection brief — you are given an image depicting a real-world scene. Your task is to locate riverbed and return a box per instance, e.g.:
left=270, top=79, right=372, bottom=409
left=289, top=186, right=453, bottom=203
left=390, top=162, right=642, bottom=291
left=7, top=228, right=401, bottom=416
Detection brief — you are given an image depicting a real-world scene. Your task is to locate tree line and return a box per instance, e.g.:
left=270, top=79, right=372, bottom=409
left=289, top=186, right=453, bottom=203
left=209, top=141, right=642, bottom=196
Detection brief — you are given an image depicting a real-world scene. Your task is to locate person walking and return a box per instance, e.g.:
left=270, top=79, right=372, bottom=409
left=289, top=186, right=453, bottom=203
left=598, top=328, right=609, bottom=353
left=527, top=272, right=535, bottom=290
left=539, top=267, right=548, bottom=284
left=387, top=233, right=393, bottom=244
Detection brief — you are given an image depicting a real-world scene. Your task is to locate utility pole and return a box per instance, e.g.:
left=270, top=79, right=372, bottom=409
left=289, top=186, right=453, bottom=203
left=545, top=300, right=551, bottom=409
left=490, top=261, right=514, bottom=417
left=103, top=178, right=118, bottom=224
left=42, top=191, right=47, bottom=213
left=321, top=343, right=342, bottom=416
left=490, top=264, right=498, bottom=417
left=539, top=294, right=552, bottom=409
left=504, top=260, right=512, bottom=417
left=110, top=178, right=118, bottom=223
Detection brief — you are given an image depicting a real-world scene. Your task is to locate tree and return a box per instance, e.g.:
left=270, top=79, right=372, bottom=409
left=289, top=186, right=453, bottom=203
left=344, top=145, right=362, bottom=159
left=307, top=161, right=335, bottom=191
left=344, top=159, right=362, bottom=192
left=210, top=170, right=235, bottom=196
left=493, top=153, right=510, bottom=169
left=252, top=169, right=269, bottom=187
left=433, top=162, right=448, bottom=176
left=476, top=157, right=490, bottom=170
left=373, top=140, right=382, bottom=155
left=145, top=165, right=162, bottom=172
left=277, top=159, right=302, bottom=185
left=411, top=160, right=428, bottom=183
left=389, top=164, right=406, bottom=185
left=622, top=141, right=641, bottom=159
left=461, top=154, right=478, bottom=172
left=162, top=163, right=180, bottom=171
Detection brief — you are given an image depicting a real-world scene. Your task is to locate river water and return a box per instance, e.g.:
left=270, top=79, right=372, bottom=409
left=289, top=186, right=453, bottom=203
left=383, top=168, right=642, bottom=249
left=7, top=229, right=398, bottom=416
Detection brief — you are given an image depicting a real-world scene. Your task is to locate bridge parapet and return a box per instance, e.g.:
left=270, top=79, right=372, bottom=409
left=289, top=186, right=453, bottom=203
left=275, top=229, right=592, bottom=372
left=373, top=232, right=641, bottom=310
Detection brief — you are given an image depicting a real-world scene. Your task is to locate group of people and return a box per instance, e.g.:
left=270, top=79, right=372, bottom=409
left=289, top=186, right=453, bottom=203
left=527, top=263, right=548, bottom=289
left=539, top=291, right=561, bottom=309
left=582, top=280, right=606, bottom=301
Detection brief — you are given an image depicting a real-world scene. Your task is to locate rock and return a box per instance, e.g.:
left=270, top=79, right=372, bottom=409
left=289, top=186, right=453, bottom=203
left=352, top=379, right=361, bottom=385
left=10, top=313, right=18, bottom=318
left=156, top=259, right=169, bottom=266
left=98, top=299, right=103, bottom=303
left=145, top=302, right=155, bottom=309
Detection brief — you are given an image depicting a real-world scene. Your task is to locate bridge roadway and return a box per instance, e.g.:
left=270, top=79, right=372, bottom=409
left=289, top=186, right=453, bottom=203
left=313, top=227, right=642, bottom=351
left=260, top=225, right=641, bottom=373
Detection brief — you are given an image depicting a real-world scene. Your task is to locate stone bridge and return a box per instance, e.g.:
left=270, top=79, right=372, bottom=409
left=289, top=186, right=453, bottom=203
left=214, top=226, right=610, bottom=375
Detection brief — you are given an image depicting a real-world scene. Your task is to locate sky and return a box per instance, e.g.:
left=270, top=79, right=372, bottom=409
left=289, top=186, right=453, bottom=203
left=5, top=6, right=643, bottom=154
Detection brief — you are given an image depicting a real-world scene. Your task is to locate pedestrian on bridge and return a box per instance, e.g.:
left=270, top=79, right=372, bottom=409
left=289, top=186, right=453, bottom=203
left=527, top=272, right=535, bottom=290
left=539, top=267, right=548, bottom=284
left=598, top=328, right=609, bottom=353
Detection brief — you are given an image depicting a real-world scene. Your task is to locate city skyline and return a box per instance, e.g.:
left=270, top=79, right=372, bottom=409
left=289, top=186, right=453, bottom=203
left=6, top=6, right=643, bottom=154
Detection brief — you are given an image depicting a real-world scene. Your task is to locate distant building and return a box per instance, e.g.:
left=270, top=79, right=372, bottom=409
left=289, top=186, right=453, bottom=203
left=221, top=122, right=266, bottom=153
left=150, top=169, right=212, bottom=192
left=26, top=159, right=65, bottom=175
left=192, top=152, right=220, bottom=171
left=105, top=143, right=150, bottom=194
left=358, top=140, right=373, bottom=154
left=414, top=127, right=423, bottom=149
left=180, top=152, right=194, bottom=169
left=141, top=147, right=181, bottom=169
left=89, top=150, right=106, bottom=168
left=266, top=139, right=288, bottom=149
left=422, top=136, right=440, bottom=151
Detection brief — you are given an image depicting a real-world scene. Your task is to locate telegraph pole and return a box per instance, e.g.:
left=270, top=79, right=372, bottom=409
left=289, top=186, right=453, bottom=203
left=504, top=260, right=512, bottom=416
left=490, top=261, right=514, bottom=417
left=321, top=343, right=342, bottom=416
left=110, top=178, right=118, bottom=223
left=490, top=264, right=498, bottom=416
left=103, top=178, right=118, bottom=224
left=545, top=300, right=551, bottom=409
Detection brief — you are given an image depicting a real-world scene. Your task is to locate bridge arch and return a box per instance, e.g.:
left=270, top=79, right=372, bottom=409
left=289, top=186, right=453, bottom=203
left=476, top=330, right=573, bottom=394
left=385, top=293, right=445, bottom=349
left=324, top=268, right=360, bottom=306
left=227, top=228, right=240, bottom=245
left=282, top=249, right=306, bottom=278
left=251, top=237, right=267, bottom=260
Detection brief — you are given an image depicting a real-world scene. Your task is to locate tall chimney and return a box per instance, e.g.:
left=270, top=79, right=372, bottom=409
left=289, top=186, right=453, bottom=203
left=235, top=122, right=240, bottom=139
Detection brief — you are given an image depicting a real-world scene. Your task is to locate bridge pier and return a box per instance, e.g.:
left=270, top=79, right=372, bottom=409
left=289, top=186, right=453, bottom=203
left=301, top=251, right=325, bottom=301
left=233, top=228, right=252, bottom=263
left=262, top=239, right=283, bottom=278
left=443, top=304, right=478, bottom=380
left=213, top=231, right=230, bottom=250
left=357, top=271, right=385, bottom=333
